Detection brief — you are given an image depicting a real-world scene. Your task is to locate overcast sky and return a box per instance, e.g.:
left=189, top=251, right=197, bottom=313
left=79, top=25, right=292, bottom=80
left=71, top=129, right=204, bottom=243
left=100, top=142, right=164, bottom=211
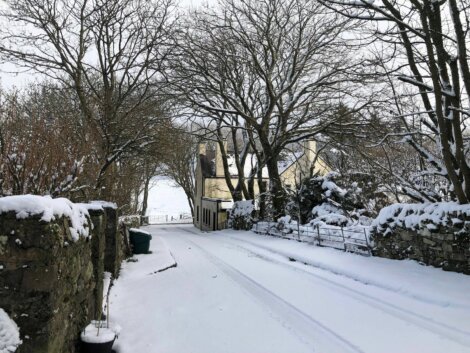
left=0, top=0, right=216, bottom=90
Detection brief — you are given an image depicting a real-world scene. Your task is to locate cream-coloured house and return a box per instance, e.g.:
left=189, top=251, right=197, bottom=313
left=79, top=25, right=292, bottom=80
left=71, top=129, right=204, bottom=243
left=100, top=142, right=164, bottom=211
left=194, top=140, right=329, bottom=231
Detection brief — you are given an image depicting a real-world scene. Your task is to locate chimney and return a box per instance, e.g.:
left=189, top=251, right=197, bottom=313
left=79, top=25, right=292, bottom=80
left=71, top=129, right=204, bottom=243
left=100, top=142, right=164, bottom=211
left=304, top=140, right=316, bottom=163
left=215, top=139, right=227, bottom=177
left=198, top=143, right=206, bottom=156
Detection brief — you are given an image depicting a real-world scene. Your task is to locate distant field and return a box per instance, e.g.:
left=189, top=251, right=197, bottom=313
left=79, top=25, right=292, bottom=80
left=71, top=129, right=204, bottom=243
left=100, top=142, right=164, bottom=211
left=143, top=177, right=191, bottom=218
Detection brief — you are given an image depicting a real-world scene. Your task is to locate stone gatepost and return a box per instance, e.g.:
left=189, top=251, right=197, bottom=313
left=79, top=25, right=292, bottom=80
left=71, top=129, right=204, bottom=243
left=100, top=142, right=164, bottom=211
left=85, top=206, right=106, bottom=319
left=100, top=204, right=122, bottom=278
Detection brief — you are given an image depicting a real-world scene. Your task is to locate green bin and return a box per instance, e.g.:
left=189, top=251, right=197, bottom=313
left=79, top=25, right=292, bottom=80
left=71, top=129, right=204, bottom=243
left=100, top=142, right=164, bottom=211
left=129, top=229, right=152, bottom=254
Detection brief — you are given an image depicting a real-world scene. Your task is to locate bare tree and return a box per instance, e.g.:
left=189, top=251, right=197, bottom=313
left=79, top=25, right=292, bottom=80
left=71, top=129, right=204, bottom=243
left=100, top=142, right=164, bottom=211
left=0, top=0, right=176, bottom=197
left=0, top=84, right=91, bottom=197
left=321, top=0, right=470, bottom=203
left=157, top=126, right=197, bottom=217
left=170, top=0, right=366, bottom=217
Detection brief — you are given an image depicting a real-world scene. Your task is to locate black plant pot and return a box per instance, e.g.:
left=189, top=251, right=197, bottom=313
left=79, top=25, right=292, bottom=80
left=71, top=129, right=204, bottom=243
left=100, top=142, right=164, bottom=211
left=81, top=338, right=115, bottom=353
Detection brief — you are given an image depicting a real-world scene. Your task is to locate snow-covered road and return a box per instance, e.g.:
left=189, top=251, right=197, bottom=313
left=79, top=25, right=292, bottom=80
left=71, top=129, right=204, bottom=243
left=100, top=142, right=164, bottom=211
left=110, top=225, right=470, bottom=353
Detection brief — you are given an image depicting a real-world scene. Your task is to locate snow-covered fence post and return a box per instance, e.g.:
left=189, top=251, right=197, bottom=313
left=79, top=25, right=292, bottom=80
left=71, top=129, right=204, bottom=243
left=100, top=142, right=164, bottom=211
left=316, top=224, right=322, bottom=246
left=341, top=227, right=347, bottom=252
left=363, top=228, right=372, bottom=256
left=297, top=219, right=301, bottom=242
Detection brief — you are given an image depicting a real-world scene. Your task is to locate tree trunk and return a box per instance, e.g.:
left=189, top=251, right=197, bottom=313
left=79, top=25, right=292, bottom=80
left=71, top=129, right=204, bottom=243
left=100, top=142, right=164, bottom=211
left=265, top=155, right=286, bottom=220
left=186, top=195, right=195, bottom=218
left=141, top=175, right=151, bottom=217
left=257, top=167, right=267, bottom=220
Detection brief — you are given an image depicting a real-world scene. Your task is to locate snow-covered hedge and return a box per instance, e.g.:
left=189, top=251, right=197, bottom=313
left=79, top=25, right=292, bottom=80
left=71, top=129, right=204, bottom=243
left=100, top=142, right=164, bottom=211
left=119, top=215, right=141, bottom=228
left=287, top=172, right=374, bottom=227
left=90, top=200, right=117, bottom=209
left=0, top=309, right=21, bottom=353
left=0, top=195, right=90, bottom=241
left=372, top=202, right=470, bottom=236
left=228, top=200, right=255, bottom=230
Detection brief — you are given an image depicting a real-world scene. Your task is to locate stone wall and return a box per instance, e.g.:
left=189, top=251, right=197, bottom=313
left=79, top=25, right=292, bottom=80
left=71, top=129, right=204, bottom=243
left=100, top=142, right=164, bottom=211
left=119, top=215, right=140, bottom=257
left=0, top=197, right=127, bottom=353
left=372, top=226, right=470, bottom=274
left=0, top=212, right=95, bottom=353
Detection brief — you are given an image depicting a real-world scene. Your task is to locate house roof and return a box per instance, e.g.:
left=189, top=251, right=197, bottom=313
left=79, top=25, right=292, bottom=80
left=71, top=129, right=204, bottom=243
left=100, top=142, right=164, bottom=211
left=226, top=154, right=269, bottom=178
left=200, top=144, right=327, bottom=180
left=278, top=151, right=305, bottom=174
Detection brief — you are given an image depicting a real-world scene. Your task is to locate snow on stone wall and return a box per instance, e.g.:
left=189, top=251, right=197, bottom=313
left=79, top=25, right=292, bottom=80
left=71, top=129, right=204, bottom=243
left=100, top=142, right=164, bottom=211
left=0, top=197, right=124, bottom=353
left=0, top=195, right=90, bottom=241
left=0, top=208, right=95, bottom=353
left=0, top=309, right=21, bottom=353
left=372, top=202, right=470, bottom=274
left=372, top=202, right=470, bottom=236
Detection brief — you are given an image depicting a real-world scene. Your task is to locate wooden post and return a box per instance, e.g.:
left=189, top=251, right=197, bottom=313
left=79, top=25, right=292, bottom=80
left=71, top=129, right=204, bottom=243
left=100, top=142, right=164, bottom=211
left=297, top=219, right=301, bottom=242
left=364, top=228, right=372, bottom=256
left=316, top=224, right=321, bottom=246
left=341, top=227, right=347, bottom=252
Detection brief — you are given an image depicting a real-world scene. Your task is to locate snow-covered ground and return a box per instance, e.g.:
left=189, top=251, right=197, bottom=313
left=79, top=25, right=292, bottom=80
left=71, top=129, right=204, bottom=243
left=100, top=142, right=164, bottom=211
left=109, top=225, right=470, bottom=353
left=143, top=177, right=191, bottom=218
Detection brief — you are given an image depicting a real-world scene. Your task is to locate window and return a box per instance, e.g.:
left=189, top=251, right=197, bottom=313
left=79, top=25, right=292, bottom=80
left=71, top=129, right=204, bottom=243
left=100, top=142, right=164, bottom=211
left=196, top=206, right=199, bottom=222
left=261, top=181, right=268, bottom=191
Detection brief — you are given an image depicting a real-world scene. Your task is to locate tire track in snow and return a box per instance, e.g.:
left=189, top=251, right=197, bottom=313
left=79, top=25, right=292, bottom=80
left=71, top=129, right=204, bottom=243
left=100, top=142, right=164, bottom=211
left=176, top=228, right=366, bottom=353
left=225, top=234, right=470, bottom=309
left=183, top=229, right=470, bottom=348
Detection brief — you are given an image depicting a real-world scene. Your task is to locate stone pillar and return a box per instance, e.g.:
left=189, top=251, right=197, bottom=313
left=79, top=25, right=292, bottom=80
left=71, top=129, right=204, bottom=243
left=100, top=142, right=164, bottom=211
left=102, top=206, right=121, bottom=278
left=304, top=139, right=317, bottom=163
left=198, top=143, right=206, bottom=156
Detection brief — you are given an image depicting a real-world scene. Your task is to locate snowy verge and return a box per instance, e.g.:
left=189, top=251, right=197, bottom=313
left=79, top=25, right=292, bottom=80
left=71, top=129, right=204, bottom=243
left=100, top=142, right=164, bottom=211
left=219, top=230, right=470, bottom=309
left=113, top=228, right=176, bottom=280
left=0, top=195, right=90, bottom=241
left=0, top=309, right=21, bottom=353
left=108, top=227, right=177, bottom=353
left=372, top=202, right=470, bottom=236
